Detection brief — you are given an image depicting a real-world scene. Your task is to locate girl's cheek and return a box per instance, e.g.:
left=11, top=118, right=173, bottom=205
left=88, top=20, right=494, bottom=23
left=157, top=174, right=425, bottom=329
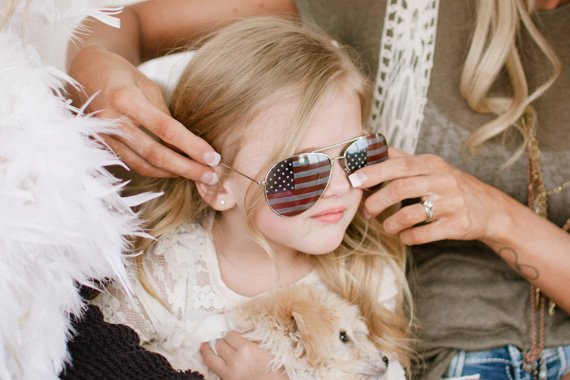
left=253, top=204, right=302, bottom=241
left=253, top=205, right=282, bottom=232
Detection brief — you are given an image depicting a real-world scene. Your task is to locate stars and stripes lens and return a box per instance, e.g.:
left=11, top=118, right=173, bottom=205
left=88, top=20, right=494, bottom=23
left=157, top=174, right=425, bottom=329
left=265, top=153, right=331, bottom=217
left=344, top=133, right=388, bottom=172
left=263, top=133, right=388, bottom=217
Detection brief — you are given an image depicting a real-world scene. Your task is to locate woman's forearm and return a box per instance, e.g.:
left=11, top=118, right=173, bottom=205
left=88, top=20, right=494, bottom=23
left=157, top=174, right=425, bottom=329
left=66, top=6, right=142, bottom=70
left=483, top=191, right=570, bottom=313
left=66, top=0, right=298, bottom=70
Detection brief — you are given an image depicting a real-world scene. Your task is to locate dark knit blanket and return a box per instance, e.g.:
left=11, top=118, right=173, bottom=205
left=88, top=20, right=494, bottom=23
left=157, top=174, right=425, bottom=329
left=60, top=305, right=205, bottom=380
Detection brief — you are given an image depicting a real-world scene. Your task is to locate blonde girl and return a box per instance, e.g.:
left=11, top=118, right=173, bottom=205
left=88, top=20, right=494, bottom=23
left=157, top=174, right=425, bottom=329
left=91, top=17, right=412, bottom=380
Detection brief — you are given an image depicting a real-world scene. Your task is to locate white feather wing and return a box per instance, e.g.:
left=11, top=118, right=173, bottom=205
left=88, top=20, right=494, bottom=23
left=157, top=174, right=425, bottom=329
left=0, top=3, right=152, bottom=378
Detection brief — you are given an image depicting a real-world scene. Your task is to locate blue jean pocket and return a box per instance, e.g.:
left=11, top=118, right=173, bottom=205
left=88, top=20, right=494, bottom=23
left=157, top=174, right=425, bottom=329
left=446, top=348, right=513, bottom=380
left=445, top=345, right=570, bottom=380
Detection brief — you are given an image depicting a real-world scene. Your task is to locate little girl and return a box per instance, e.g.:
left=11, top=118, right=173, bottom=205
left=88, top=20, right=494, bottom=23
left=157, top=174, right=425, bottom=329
left=92, top=17, right=411, bottom=379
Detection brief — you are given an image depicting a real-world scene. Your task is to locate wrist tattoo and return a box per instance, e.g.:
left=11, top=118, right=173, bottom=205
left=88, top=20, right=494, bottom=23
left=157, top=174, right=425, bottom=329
left=499, top=247, right=539, bottom=280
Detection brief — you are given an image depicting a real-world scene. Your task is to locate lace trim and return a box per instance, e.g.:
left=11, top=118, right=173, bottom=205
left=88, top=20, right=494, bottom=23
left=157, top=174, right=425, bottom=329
left=91, top=281, right=157, bottom=344
left=367, top=0, right=440, bottom=153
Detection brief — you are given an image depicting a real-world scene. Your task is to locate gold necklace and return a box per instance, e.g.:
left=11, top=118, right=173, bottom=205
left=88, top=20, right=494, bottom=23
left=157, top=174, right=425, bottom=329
left=546, top=181, right=570, bottom=196
left=520, top=109, right=568, bottom=379
left=546, top=181, right=570, bottom=231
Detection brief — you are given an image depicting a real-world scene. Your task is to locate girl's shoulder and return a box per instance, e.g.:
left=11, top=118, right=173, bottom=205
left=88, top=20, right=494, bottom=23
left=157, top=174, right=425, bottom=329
left=148, top=221, right=214, bottom=263
left=138, top=221, right=216, bottom=298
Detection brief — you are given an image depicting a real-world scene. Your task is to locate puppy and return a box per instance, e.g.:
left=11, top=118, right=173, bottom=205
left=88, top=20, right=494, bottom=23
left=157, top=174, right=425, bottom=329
left=231, top=284, right=389, bottom=380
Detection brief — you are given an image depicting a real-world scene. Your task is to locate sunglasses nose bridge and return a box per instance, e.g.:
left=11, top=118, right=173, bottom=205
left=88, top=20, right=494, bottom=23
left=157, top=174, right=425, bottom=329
left=324, top=155, right=353, bottom=193
left=330, top=155, right=351, bottom=175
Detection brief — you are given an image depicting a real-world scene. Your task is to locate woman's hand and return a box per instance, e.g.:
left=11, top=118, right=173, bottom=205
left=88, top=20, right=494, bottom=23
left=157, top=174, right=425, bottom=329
left=66, top=0, right=298, bottom=182
left=200, top=331, right=288, bottom=380
left=67, top=45, right=220, bottom=183
left=350, top=148, right=513, bottom=246
left=350, top=147, right=570, bottom=311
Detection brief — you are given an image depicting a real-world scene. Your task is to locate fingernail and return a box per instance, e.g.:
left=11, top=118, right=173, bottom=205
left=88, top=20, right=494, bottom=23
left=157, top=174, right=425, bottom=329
left=362, top=209, right=371, bottom=220
left=349, top=172, right=367, bottom=188
left=203, top=151, right=221, bottom=167
left=201, top=172, right=219, bottom=185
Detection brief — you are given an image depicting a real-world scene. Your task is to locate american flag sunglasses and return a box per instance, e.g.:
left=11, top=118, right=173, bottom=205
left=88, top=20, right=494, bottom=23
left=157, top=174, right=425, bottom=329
left=220, top=133, right=388, bottom=217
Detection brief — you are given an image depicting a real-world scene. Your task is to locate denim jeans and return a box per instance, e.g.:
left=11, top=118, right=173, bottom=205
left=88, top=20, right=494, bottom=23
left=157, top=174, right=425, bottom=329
left=444, top=345, right=570, bottom=380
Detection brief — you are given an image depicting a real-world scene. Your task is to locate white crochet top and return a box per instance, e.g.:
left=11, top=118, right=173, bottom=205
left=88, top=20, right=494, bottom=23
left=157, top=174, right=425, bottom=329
left=91, top=222, right=404, bottom=379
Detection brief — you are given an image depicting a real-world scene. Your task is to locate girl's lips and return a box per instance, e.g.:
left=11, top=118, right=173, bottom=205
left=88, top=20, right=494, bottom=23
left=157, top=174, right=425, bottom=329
left=311, top=207, right=345, bottom=223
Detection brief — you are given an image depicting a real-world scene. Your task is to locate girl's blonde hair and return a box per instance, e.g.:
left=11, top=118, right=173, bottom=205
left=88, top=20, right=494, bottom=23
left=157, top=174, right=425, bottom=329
left=131, top=17, right=413, bottom=370
left=461, top=0, right=560, bottom=166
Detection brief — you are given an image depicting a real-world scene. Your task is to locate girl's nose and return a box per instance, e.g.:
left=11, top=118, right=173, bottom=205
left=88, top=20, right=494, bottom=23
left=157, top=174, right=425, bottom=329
left=322, top=160, right=351, bottom=198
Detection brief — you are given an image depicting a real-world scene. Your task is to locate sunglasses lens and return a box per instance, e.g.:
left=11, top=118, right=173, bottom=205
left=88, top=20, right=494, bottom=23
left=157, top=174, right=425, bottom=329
left=265, top=153, right=331, bottom=217
left=345, top=133, right=388, bottom=173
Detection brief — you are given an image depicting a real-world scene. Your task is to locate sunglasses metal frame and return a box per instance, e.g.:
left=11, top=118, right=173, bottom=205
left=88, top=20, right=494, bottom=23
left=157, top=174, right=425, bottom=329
left=219, top=133, right=387, bottom=216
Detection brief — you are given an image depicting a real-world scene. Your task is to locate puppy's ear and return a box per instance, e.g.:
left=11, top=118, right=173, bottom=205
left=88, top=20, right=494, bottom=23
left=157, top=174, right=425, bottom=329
left=291, top=308, right=329, bottom=367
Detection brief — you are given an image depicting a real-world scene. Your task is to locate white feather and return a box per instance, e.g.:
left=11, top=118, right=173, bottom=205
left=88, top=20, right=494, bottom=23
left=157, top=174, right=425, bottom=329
left=0, top=3, right=153, bottom=379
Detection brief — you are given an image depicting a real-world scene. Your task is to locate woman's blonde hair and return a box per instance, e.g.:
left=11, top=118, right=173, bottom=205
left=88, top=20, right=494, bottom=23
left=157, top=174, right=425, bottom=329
left=131, top=17, right=413, bottom=370
left=461, top=0, right=560, bottom=166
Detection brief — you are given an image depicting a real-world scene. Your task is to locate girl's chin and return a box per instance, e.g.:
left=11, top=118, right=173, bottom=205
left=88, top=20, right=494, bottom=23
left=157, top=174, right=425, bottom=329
left=300, top=238, right=345, bottom=255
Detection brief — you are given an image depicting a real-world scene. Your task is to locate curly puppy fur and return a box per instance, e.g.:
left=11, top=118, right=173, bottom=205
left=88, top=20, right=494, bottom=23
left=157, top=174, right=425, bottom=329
left=231, top=285, right=388, bottom=380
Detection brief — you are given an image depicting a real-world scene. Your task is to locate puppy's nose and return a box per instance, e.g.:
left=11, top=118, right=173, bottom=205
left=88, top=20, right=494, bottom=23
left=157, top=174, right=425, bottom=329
left=381, top=355, right=389, bottom=367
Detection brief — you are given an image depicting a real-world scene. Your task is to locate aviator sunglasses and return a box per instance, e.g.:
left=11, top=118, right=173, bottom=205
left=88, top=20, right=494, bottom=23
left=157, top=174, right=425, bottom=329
left=220, top=133, right=388, bottom=217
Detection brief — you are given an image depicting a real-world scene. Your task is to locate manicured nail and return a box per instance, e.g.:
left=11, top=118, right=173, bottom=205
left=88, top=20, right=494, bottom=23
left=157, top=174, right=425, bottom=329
left=349, top=172, right=367, bottom=188
left=201, top=172, right=219, bottom=185
left=203, top=151, right=221, bottom=167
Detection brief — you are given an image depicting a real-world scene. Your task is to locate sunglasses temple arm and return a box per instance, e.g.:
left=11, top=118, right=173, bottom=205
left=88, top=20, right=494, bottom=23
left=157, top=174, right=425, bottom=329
left=219, top=163, right=264, bottom=185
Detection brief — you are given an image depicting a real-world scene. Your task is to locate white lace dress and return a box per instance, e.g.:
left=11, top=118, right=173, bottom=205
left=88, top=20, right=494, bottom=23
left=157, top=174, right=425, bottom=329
left=91, top=222, right=404, bottom=378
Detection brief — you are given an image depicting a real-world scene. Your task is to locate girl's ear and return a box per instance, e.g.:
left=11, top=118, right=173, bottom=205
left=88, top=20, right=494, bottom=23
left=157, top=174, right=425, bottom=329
left=195, top=178, right=236, bottom=212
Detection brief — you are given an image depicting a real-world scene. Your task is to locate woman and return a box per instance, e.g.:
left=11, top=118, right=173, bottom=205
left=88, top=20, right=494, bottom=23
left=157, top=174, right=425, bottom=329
left=66, top=0, right=570, bottom=379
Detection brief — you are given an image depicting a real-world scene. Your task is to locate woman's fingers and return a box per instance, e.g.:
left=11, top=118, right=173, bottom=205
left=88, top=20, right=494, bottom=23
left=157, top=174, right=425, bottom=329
left=385, top=146, right=408, bottom=157
left=383, top=202, right=435, bottom=235
left=110, top=88, right=221, bottom=179
left=395, top=199, right=474, bottom=245
left=349, top=151, right=442, bottom=190
left=398, top=220, right=448, bottom=245
left=362, top=175, right=435, bottom=218
left=101, top=135, right=176, bottom=178
left=383, top=198, right=454, bottom=235
left=114, top=88, right=219, bottom=165
left=109, top=118, right=219, bottom=184
left=381, top=198, right=464, bottom=245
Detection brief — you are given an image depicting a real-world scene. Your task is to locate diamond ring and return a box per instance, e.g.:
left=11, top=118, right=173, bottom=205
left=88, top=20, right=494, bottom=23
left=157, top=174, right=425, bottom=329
left=421, top=199, right=434, bottom=223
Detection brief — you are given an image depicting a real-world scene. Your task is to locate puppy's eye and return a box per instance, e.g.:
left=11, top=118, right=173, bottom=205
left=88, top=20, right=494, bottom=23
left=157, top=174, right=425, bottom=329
left=339, top=330, right=350, bottom=343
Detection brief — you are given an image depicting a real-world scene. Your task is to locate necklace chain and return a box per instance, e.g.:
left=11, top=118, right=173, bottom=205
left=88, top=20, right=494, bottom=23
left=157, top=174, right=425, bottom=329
left=546, top=180, right=570, bottom=196
left=520, top=109, right=564, bottom=380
